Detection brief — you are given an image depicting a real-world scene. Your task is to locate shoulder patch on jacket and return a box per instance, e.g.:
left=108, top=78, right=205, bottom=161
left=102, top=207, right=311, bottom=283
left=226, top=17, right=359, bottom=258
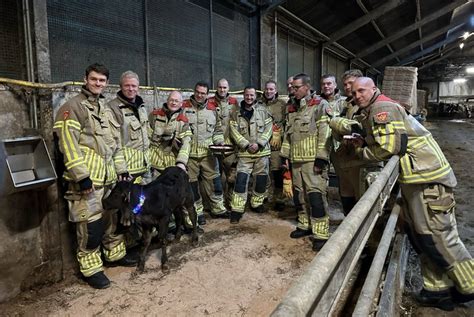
left=307, top=97, right=321, bottom=107
left=177, top=113, right=189, bottom=122
left=153, top=108, right=166, bottom=116
left=63, top=111, right=70, bottom=120
left=182, top=100, right=192, bottom=108
left=207, top=100, right=217, bottom=110
left=287, top=104, right=297, bottom=113
left=374, top=111, right=390, bottom=124
left=228, top=96, right=238, bottom=105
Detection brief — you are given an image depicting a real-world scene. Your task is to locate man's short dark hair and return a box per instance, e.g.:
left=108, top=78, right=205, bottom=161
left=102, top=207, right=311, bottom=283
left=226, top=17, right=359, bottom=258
left=244, top=86, right=256, bottom=92
left=341, top=69, right=363, bottom=82
left=293, top=73, right=311, bottom=86
left=85, top=63, right=110, bottom=79
left=194, top=81, right=210, bottom=93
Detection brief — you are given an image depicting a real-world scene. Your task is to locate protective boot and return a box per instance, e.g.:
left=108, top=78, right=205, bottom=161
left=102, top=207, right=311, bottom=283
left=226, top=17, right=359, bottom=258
left=84, top=271, right=110, bottom=289
left=413, top=288, right=454, bottom=311
left=230, top=211, right=242, bottom=224
left=290, top=228, right=311, bottom=239
left=312, top=239, right=327, bottom=252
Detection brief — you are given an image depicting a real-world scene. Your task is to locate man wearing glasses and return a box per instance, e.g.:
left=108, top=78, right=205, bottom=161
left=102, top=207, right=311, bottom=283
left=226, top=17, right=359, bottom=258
left=280, top=73, right=332, bottom=251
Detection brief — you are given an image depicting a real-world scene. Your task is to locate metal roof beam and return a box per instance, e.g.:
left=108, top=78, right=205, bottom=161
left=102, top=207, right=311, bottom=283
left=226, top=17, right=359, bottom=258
left=418, top=39, right=473, bottom=70
left=355, top=0, right=467, bottom=59
left=324, top=0, right=406, bottom=47
left=372, top=22, right=466, bottom=67
left=397, top=29, right=465, bottom=65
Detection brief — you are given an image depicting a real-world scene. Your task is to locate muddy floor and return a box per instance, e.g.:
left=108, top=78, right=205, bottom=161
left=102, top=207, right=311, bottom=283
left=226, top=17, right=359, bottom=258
left=0, top=119, right=473, bottom=316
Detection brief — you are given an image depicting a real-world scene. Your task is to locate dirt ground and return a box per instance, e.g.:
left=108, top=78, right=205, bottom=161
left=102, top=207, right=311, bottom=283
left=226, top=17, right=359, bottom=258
left=0, top=119, right=472, bottom=316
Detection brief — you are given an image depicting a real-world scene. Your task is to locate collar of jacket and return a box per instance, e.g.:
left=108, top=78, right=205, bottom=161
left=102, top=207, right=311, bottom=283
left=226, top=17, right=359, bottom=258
left=361, top=88, right=382, bottom=115
left=162, top=103, right=182, bottom=118
left=264, top=92, right=279, bottom=103
left=321, top=88, right=342, bottom=101
left=214, top=93, right=229, bottom=102
left=117, top=91, right=144, bottom=109
left=81, top=85, right=104, bottom=102
left=190, top=95, right=207, bottom=109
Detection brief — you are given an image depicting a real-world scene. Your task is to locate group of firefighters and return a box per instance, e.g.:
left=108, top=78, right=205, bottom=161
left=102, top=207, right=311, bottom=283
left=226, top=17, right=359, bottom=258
left=53, top=63, right=472, bottom=310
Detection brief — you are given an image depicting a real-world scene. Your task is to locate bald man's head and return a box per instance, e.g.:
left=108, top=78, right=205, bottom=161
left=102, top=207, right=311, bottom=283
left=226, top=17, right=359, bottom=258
left=352, top=77, right=377, bottom=108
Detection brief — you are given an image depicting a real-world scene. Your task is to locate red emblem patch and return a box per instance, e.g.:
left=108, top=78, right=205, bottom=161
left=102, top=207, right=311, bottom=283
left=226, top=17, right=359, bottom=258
left=375, top=112, right=389, bottom=123
left=63, top=111, right=70, bottom=120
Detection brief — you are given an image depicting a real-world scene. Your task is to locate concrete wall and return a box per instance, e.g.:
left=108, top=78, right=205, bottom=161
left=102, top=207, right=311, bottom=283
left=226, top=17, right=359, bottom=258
left=0, top=87, right=63, bottom=302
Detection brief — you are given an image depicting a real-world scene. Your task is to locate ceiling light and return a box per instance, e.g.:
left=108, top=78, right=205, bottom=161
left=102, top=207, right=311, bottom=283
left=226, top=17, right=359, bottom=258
left=453, top=78, right=467, bottom=84
left=463, top=32, right=470, bottom=40
left=467, top=67, right=474, bottom=74
left=459, top=42, right=465, bottom=49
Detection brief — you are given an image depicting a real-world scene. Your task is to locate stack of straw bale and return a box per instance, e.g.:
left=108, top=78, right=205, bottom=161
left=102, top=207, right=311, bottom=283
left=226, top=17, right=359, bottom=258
left=382, top=66, right=418, bottom=114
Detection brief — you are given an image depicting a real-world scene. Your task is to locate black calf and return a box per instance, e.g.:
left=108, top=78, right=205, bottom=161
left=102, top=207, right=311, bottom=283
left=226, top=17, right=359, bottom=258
left=103, top=166, right=198, bottom=273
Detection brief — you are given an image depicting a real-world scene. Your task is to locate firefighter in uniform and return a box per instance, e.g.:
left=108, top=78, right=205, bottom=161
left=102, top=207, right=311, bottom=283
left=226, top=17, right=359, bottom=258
left=328, top=69, right=372, bottom=214
left=350, top=77, right=473, bottom=309
left=280, top=73, right=332, bottom=251
left=108, top=71, right=150, bottom=179
left=208, top=78, right=238, bottom=209
left=53, top=64, right=137, bottom=289
left=184, top=82, right=228, bottom=225
left=149, top=90, right=191, bottom=174
left=262, top=80, right=287, bottom=210
left=229, top=86, right=273, bottom=223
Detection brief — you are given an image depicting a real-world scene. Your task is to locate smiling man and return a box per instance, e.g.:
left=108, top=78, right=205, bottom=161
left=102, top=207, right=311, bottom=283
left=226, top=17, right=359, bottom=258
left=108, top=71, right=150, bottom=178
left=53, top=63, right=136, bottom=289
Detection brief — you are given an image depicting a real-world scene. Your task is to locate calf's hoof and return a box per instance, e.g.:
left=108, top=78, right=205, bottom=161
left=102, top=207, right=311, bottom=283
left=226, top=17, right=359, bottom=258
left=161, top=264, right=170, bottom=274
left=192, top=237, right=199, bottom=247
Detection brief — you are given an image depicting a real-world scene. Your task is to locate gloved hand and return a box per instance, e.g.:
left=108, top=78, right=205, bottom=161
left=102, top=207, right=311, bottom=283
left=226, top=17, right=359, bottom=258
left=282, top=170, right=293, bottom=199
left=314, top=159, right=328, bottom=175
left=176, top=162, right=187, bottom=172
left=119, top=172, right=132, bottom=182
left=270, top=125, right=282, bottom=149
left=78, top=177, right=94, bottom=194
left=120, top=208, right=134, bottom=227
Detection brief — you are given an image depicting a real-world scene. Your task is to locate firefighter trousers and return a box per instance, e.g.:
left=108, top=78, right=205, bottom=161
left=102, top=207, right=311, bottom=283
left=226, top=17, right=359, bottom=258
left=231, top=156, right=269, bottom=213
left=292, top=161, right=329, bottom=240
left=401, top=183, right=473, bottom=294
left=65, top=184, right=126, bottom=277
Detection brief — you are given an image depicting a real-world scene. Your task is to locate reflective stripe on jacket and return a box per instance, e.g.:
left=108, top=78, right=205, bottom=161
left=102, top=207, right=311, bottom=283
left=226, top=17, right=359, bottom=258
left=280, top=93, right=332, bottom=163
left=230, top=101, right=272, bottom=158
left=53, top=88, right=126, bottom=186
left=149, top=106, right=192, bottom=169
left=108, top=94, right=150, bottom=175
left=357, top=91, right=456, bottom=186
left=183, top=97, right=224, bottom=158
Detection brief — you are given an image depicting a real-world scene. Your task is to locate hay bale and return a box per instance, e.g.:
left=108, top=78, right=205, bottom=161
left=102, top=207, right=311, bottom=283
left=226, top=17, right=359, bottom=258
left=382, top=66, right=418, bottom=114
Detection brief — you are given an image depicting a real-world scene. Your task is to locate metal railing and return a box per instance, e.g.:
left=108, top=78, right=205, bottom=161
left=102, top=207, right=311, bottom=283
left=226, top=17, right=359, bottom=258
left=271, top=156, right=400, bottom=316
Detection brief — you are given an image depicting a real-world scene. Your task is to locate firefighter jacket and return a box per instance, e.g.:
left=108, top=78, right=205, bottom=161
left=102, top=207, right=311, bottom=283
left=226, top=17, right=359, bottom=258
left=183, top=96, right=224, bottom=158
left=230, top=100, right=272, bottom=158
left=108, top=92, right=150, bottom=175
left=262, top=94, right=286, bottom=151
left=209, top=94, right=238, bottom=145
left=329, top=99, right=368, bottom=169
left=355, top=90, right=456, bottom=187
left=321, top=90, right=346, bottom=116
left=149, top=105, right=192, bottom=168
left=280, top=93, right=332, bottom=163
left=53, top=87, right=127, bottom=186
